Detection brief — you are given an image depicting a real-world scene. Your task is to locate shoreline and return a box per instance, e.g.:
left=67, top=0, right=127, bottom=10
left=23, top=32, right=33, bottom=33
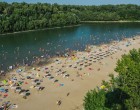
left=0, top=24, right=81, bottom=36
left=1, top=21, right=140, bottom=35
left=81, top=20, right=140, bottom=23
left=0, top=36, right=123, bottom=75
left=1, top=35, right=138, bottom=76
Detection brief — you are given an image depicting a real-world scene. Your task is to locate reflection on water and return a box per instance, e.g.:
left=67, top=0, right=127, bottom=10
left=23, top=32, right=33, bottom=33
left=0, top=23, right=140, bottom=71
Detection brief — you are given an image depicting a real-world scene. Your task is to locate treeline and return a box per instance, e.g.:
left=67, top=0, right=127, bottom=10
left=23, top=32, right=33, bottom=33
left=84, top=49, right=140, bottom=110
left=79, top=4, right=140, bottom=21
left=0, top=2, right=140, bottom=34
left=0, top=2, right=80, bottom=34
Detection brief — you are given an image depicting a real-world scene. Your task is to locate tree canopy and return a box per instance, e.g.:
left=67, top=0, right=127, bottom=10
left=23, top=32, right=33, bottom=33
left=84, top=49, right=140, bottom=110
left=0, top=2, right=140, bottom=34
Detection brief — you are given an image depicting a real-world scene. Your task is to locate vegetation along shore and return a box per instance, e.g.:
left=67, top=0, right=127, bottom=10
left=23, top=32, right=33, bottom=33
left=0, top=2, right=140, bottom=34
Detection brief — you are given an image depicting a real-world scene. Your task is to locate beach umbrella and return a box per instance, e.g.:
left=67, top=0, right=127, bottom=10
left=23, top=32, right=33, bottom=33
left=18, top=81, right=23, bottom=85
left=3, top=93, right=8, bottom=97
left=30, top=86, right=34, bottom=89
left=16, top=69, right=22, bottom=73
left=0, top=88, right=5, bottom=90
left=36, top=73, right=39, bottom=77
left=0, top=88, right=5, bottom=92
left=26, top=92, right=30, bottom=96
left=2, top=80, right=7, bottom=85
left=32, top=67, right=36, bottom=70
left=16, top=88, right=22, bottom=92
left=59, top=83, right=64, bottom=87
left=100, top=85, right=106, bottom=89
left=10, top=86, right=16, bottom=90
left=9, top=80, right=13, bottom=85
left=20, top=92, right=26, bottom=96
left=10, top=104, right=18, bottom=109
left=35, top=86, right=40, bottom=89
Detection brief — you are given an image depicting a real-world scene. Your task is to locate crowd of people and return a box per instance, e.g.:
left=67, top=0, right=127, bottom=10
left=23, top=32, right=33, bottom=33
left=0, top=36, right=139, bottom=109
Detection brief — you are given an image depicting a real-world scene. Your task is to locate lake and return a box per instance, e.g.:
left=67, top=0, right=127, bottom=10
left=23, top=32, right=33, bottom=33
left=0, top=22, right=140, bottom=71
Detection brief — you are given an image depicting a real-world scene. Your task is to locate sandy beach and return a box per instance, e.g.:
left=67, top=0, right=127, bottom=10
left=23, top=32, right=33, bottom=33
left=0, top=35, right=140, bottom=110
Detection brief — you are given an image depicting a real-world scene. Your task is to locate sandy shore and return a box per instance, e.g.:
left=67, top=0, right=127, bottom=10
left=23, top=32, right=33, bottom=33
left=0, top=35, right=140, bottom=110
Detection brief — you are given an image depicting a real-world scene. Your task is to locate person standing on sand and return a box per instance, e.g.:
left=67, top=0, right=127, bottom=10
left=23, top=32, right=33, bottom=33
left=67, top=92, right=70, bottom=96
left=56, top=100, right=62, bottom=106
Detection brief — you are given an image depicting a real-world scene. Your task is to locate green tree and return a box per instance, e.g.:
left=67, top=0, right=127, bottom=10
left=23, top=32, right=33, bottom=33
left=84, top=49, right=140, bottom=110
left=0, top=2, right=140, bottom=34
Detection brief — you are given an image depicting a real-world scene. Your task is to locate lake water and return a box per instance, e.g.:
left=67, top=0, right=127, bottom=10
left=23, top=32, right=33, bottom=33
left=0, top=23, right=140, bottom=71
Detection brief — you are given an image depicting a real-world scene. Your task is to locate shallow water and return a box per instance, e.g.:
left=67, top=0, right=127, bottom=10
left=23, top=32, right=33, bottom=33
left=0, top=23, right=140, bottom=71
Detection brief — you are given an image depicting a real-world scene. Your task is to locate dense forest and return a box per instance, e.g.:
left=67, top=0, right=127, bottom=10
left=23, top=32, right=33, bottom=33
left=0, top=2, right=140, bottom=34
left=84, top=49, right=140, bottom=110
